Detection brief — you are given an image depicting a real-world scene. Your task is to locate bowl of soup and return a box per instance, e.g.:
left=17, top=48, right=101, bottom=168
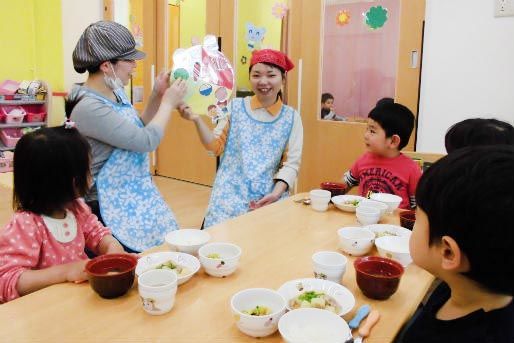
left=354, top=256, right=404, bottom=300
left=85, top=254, right=138, bottom=299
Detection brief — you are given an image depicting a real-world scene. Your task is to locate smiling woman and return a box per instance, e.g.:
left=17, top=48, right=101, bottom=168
left=178, top=49, right=304, bottom=228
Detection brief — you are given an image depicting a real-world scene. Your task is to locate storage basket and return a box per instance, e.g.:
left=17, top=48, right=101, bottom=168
left=0, top=105, right=26, bottom=124
left=0, top=128, right=23, bottom=148
left=23, top=104, right=46, bottom=122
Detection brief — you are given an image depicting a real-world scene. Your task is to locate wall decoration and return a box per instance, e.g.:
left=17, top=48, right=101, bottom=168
left=363, top=6, right=388, bottom=30
left=129, top=14, right=143, bottom=48
left=272, top=2, right=288, bottom=19
left=245, top=22, right=267, bottom=52
left=241, top=56, right=247, bottom=65
left=170, top=35, right=234, bottom=119
left=336, top=9, right=350, bottom=26
left=171, top=0, right=185, bottom=6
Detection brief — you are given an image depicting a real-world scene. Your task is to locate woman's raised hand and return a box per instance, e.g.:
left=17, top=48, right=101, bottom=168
left=178, top=103, right=200, bottom=121
left=162, top=78, right=188, bottom=109
left=153, top=71, right=172, bottom=96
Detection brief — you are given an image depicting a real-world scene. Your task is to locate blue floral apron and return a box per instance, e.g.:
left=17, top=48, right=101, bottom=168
left=204, top=98, right=294, bottom=228
left=91, top=90, right=178, bottom=251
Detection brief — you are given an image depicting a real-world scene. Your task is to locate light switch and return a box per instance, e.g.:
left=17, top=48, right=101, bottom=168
left=495, top=0, right=514, bottom=17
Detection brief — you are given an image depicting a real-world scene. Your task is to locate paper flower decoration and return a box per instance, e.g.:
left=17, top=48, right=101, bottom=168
left=336, top=10, right=350, bottom=26
left=272, top=2, right=288, bottom=19
left=364, top=6, right=388, bottom=30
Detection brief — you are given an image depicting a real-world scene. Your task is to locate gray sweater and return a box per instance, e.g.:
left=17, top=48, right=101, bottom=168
left=68, top=85, right=164, bottom=201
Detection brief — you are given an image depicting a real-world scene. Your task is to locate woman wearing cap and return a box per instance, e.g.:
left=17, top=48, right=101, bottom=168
left=66, top=21, right=187, bottom=252
left=179, top=49, right=303, bottom=228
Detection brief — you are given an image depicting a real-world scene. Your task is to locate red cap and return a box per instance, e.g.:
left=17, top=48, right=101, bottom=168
left=250, top=49, right=294, bottom=72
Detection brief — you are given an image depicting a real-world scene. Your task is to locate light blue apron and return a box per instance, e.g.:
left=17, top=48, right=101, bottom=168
left=204, top=98, right=294, bottom=228
left=91, top=90, right=178, bottom=251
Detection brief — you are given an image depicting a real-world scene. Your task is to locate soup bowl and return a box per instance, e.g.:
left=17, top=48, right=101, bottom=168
left=85, top=254, right=138, bottom=299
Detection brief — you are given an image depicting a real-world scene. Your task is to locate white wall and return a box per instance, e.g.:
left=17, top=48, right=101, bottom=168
left=61, top=0, right=103, bottom=91
left=417, top=0, right=514, bottom=153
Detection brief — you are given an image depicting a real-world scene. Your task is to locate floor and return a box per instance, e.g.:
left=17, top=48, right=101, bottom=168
left=0, top=176, right=212, bottom=230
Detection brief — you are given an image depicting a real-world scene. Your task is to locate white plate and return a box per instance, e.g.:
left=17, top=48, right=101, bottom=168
left=331, top=195, right=365, bottom=212
left=366, top=224, right=412, bottom=238
left=277, top=278, right=355, bottom=316
left=136, top=252, right=200, bottom=285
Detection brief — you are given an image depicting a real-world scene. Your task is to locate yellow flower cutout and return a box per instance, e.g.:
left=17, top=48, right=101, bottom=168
left=337, top=9, right=350, bottom=26
left=272, top=2, right=288, bottom=19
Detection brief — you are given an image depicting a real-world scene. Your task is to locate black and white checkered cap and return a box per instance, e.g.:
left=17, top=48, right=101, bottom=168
left=72, top=20, right=146, bottom=73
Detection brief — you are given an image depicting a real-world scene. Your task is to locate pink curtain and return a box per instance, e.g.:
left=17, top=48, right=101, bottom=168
left=322, top=0, right=400, bottom=119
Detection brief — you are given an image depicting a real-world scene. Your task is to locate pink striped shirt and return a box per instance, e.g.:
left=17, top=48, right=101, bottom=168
left=0, top=200, right=111, bottom=303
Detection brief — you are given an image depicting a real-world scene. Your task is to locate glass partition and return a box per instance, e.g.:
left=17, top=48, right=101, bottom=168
left=321, top=0, right=400, bottom=122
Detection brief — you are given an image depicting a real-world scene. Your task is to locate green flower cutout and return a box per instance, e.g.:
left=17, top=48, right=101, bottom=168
left=364, top=5, right=388, bottom=30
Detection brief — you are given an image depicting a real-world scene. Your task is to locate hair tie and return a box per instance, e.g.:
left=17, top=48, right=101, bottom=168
left=64, top=119, right=77, bottom=129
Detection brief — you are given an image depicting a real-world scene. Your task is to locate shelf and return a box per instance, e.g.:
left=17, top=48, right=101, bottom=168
left=0, top=100, right=46, bottom=105
left=0, top=122, right=45, bottom=129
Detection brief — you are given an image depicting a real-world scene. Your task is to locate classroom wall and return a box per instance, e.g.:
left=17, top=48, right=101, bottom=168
left=62, top=0, right=103, bottom=91
left=177, top=0, right=206, bottom=48
left=417, top=0, right=514, bottom=153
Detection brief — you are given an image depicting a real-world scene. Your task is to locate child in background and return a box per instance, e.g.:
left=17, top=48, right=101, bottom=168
left=320, top=93, right=345, bottom=121
left=397, top=145, right=513, bottom=342
left=445, top=118, right=514, bottom=153
left=341, top=101, right=421, bottom=209
left=0, top=125, right=126, bottom=303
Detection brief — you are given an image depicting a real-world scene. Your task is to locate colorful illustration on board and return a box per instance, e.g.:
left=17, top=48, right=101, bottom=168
left=246, top=22, right=266, bottom=52
left=170, top=35, right=234, bottom=120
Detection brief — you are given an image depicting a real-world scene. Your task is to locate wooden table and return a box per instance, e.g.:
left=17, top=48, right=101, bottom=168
left=0, top=196, right=434, bottom=343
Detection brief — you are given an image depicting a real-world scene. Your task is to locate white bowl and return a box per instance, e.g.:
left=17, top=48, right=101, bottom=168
left=198, top=242, right=242, bottom=277
left=277, top=278, right=355, bottom=316
left=278, top=308, right=351, bottom=343
left=331, top=195, right=365, bottom=212
left=230, top=288, right=287, bottom=337
left=337, top=227, right=375, bottom=256
left=165, top=229, right=210, bottom=255
left=355, top=205, right=381, bottom=225
left=375, top=235, right=412, bottom=267
left=358, top=199, right=388, bottom=217
left=366, top=224, right=412, bottom=239
left=370, top=193, right=402, bottom=213
left=135, top=252, right=200, bottom=285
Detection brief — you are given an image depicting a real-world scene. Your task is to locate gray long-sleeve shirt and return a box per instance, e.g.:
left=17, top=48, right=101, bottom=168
left=68, top=85, right=164, bottom=201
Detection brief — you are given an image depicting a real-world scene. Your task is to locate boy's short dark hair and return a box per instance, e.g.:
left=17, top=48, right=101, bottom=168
left=368, top=102, right=415, bottom=150
left=321, top=93, right=334, bottom=103
left=445, top=118, right=514, bottom=153
left=416, top=145, right=514, bottom=295
left=13, top=126, right=91, bottom=216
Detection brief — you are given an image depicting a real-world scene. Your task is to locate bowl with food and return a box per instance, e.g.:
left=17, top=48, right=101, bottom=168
left=85, top=253, right=138, bottom=299
left=135, top=251, right=201, bottom=285
left=278, top=308, right=351, bottom=343
left=355, top=205, right=381, bottom=225
left=366, top=224, right=412, bottom=239
left=198, top=242, right=242, bottom=277
left=277, top=278, right=355, bottom=316
left=369, top=193, right=402, bottom=214
left=337, top=227, right=375, bottom=256
left=320, top=182, right=347, bottom=197
left=354, top=256, right=404, bottom=300
left=230, top=288, right=287, bottom=337
left=375, top=235, right=412, bottom=267
left=165, top=229, right=211, bottom=255
left=331, top=195, right=365, bottom=212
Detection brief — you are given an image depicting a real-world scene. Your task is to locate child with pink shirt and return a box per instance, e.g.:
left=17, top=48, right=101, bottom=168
left=342, top=100, right=421, bottom=209
left=0, top=125, right=126, bottom=303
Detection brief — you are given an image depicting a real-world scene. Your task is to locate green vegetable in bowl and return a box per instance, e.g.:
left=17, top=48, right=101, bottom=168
left=155, top=260, right=178, bottom=270
left=207, top=253, right=221, bottom=259
left=242, top=305, right=271, bottom=316
left=344, top=199, right=361, bottom=206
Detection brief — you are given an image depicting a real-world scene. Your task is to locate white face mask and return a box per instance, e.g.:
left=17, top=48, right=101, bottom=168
left=103, top=62, right=124, bottom=90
